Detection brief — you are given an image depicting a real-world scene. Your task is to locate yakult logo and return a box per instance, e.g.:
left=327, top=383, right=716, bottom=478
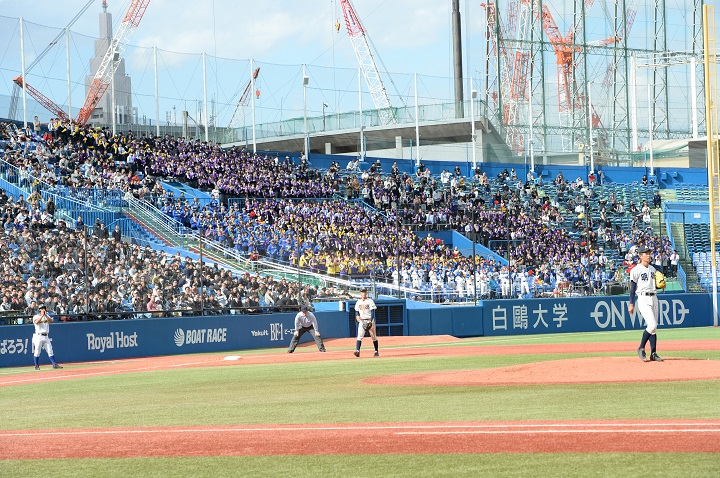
left=174, top=328, right=227, bottom=347
left=87, top=332, right=139, bottom=353
left=591, top=299, right=689, bottom=329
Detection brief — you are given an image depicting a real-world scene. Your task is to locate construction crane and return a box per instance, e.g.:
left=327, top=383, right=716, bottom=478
left=339, top=0, right=396, bottom=125
left=481, top=2, right=516, bottom=117
left=8, top=0, right=95, bottom=120
left=11, top=77, right=70, bottom=122
left=539, top=1, right=609, bottom=151
left=227, top=67, right=260, bottom=129
left=503, top=0, right=533, bottom=155
left=76, top=0, right=151, bottom=125
left=482, top=0, right=536, bottom=155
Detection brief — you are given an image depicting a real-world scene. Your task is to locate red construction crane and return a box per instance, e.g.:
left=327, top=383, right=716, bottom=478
left=540, top=5, right=579, bottom=114
left=538, top=1, right=618, bottom=150
left=8, top=0, right=95, bottom=120
left=227, top=67, right=260, bottom=129
left=12, top=76, right=70, bottom=123
left=483, top=0, right=538, bottom=155
left=76, top=0, right=151, bottom=125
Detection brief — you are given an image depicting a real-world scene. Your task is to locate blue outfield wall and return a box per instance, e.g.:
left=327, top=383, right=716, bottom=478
left=480, top=293, right=711, bottom=336
left=0, top=311, right=348, bottom=368
left=402, top=293, right=711, bottom=338
left=0, top=293, right=712, bottom=367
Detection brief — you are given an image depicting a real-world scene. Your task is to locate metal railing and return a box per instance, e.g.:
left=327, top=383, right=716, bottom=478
left=125, top=195, right=192, bottom=245
left=0, top=304, right=309, bottom=326
left=228, top=99, right=491, bottom=144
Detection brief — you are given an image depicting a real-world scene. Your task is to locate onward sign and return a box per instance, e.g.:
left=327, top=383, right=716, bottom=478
left=590, top=298, right=690, bottom=329
left=482, top=293, right=710, bottom=336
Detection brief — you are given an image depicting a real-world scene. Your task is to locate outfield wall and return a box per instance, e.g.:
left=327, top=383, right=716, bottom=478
left=0, top=293, right=712, bottom=367
left=0, top=311, right=348, bottom=368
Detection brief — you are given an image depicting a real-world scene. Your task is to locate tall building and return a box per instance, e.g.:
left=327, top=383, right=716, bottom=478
left=85, top=1, right=133, bottom=126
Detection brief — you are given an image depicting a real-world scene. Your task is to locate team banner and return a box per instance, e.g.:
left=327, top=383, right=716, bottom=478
left=482, top=293, right=711, bottom=336
left=0, top=311, right=348, bottom=368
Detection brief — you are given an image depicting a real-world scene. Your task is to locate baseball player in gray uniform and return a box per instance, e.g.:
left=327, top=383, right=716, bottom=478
left=32, top=305, right=63, bottom=370
left=628, top=245, right=665, bottom=362
left=287, top=305, right=326, bottom=353
left=354, top=288, right=379, bottom=357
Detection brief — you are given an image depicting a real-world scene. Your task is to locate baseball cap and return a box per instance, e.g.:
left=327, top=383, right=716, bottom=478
left=300, top=305, right=308, bottom=312
left=637, top=246, right=653, bottom=254
left=38, top=304, right=46, bottom=310
left=360, top=288, right=368, bottom=293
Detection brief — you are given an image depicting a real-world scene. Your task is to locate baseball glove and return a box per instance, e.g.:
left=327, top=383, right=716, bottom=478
left=361, top=319, right=373, bottom=332
left=654, top=271, right=666, bottom=289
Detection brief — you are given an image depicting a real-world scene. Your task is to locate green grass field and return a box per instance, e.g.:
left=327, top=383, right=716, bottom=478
left=1, top=327, right=719, bottom=477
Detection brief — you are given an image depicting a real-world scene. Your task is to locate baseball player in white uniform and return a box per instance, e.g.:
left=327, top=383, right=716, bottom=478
left=628, top=246, right=665, bottom=362
left=32, top=305, right=63, bottom=370
left=354, top=288, right=379, bottom=357
left=287, top=305, right=326, bottom=353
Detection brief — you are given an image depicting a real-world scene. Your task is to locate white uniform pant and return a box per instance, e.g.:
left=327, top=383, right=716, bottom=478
left=356, top=320, right=377, bottom=341
left=637, top=294, right=659, bottom=334
left=32, top=333, right=54, bottom=357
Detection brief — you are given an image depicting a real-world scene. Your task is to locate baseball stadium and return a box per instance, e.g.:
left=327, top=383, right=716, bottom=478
left=0, top=1, right=719, bottom=476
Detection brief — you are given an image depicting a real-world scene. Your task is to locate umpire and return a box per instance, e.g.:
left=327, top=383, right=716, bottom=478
left=287, top=306, right=326, bottom=353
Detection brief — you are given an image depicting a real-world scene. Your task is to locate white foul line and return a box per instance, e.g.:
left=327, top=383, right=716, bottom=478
left=1, top=422, right=719, bottom=438
left=396, top=429, right=720, bottom=435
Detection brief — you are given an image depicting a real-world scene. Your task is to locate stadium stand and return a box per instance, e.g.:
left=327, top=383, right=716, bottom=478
left=0, top=116, right=693, bottom=319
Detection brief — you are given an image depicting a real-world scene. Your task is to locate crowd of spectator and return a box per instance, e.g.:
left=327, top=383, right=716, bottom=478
left=0, top=223, right=319, bottom=324
left=184, top=173, right=667, bottom=300
left=0, top=116, right=678, bottom=311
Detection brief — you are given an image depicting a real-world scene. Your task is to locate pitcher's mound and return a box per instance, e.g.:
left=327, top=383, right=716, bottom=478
left=364, top=356, right=720, bottom=386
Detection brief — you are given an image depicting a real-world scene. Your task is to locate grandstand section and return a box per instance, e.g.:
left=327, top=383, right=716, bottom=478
left=2, top=112, right=716, bottom=325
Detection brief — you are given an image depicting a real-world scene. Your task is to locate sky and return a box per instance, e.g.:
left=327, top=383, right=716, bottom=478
left=0, top=0, right=473, bottom=125
left=2, top=0, right=714, bottom=73
left=0, top=0, right=465, bottom=77
left=0, top=0, right=714, bottom=132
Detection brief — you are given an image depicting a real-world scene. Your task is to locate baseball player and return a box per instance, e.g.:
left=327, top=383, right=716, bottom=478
left=628, top=245, right=665, bottom=362
left=32, top=305, right=63, bottom=370
left=354, top=288, right=379, bottom=357
left=287, top=305, right=326, bottom=353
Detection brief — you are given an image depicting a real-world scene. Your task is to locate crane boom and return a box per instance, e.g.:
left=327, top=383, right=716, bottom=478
left=75, top=0, right=151, bottom=125
left=339, top=0, right=396, bottom=125
left=540, top=1, right=615, bottom=152
left=8, top=0, right=95, bottom=120
left=12, top=76, right=70, bottom=122
left=227, top=68, right=260, bottom=129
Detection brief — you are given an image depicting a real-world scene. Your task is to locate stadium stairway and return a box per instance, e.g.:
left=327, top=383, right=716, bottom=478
left=123, top=196, right=259, bottom=276
left=670, top=223, right=686, bottom=256
left=663, top=188, right=705, bottom=292
left=674, top=221, right=703, bottom=292
left=649, top=206, right=686, bottom=292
